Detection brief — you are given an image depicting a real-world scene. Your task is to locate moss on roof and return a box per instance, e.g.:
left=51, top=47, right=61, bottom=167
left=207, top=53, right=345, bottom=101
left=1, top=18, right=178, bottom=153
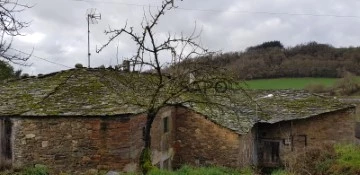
left=0, top=68, right=353, bottom=134
left=252, top=90, right=352, bottom=123
left=188, top=89, right=354, bottom=134
left=0, top=68, right=146, bottom=116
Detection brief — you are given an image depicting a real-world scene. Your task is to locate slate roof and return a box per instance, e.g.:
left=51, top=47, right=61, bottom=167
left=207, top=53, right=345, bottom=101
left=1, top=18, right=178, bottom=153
left=188, top=89, right=354, bottom=133
left=251, top=90, right=353, bottom=124
left=0, top=68, right=354, bottom=134
left=0, top=68, right=146, bottom=116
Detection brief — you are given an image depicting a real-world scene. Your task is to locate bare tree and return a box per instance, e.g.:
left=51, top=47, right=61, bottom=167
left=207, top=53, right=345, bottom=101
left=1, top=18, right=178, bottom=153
left=97, top=0, right=247, bottom=173
left=0, top=0, right=32, bottom=64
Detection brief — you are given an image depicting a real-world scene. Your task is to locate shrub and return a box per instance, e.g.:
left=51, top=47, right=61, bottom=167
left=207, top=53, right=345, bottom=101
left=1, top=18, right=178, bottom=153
left=140, top=148, right=157, bottom=174
left=333, top=72, right=360, bottom=95
left=75, top=63, right=83, bottom=68
left=304, top=83, right=328, bottom=93
left=21, top=73, right=30, bottom=79
left=281, top=144, right=360, bottom=175
left=282, top=145, right=336, bottom=175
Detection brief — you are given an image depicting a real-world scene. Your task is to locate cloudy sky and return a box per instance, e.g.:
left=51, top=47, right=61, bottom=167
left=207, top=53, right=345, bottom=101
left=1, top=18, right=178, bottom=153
left=7, top=0, right=360, bottom=75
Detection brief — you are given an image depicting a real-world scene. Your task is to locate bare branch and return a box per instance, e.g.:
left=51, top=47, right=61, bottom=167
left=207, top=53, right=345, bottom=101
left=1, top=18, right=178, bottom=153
left=0, top=0, right=32, bottom=63
left=96, top=1, right=249, bottom=171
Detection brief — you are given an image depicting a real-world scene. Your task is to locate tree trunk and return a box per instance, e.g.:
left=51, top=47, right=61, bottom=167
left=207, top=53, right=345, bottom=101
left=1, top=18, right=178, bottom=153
left=140, top=111, right=156, bottom=174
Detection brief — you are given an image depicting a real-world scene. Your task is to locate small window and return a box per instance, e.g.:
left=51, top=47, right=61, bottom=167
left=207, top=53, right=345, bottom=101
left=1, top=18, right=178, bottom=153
left=163, top=117, right=169, bottom=133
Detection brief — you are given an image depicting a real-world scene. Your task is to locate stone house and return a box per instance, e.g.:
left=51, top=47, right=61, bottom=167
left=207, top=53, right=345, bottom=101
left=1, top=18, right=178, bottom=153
left=173, top=90, right=358, bottom=168
left=0, top=68, right=357, bottom=173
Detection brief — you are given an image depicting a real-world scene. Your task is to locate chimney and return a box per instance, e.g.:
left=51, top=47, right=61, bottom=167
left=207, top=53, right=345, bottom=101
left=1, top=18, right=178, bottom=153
left=123, top=60, right=130, bottom=72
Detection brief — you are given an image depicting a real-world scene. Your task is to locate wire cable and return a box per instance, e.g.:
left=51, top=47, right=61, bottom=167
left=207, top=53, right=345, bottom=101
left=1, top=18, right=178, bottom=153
left=9, top=48, right=72, bottom=68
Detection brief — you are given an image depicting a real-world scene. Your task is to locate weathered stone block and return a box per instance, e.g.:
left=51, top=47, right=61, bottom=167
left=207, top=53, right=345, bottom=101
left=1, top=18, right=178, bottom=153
left=25, top=133, right=36, bottom=138
left=41, top=141, right=48, bottom=148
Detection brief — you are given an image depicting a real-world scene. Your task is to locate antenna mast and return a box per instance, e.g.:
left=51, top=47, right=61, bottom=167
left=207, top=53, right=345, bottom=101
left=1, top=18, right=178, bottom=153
left=86, top=8, right=101, bottom=68
left=116, top=41, right=119, bottom=65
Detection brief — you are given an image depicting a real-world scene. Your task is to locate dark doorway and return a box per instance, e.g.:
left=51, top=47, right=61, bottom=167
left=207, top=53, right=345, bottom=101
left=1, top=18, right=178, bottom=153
left=259, top=139, right=280, bottom=167
left=0, top=118, right=12, bottom=169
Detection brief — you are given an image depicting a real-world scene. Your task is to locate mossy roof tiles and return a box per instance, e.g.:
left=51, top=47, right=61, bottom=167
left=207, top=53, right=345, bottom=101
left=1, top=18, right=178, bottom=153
left=0, top=68, right=354, bottom=134
left=0, top=68, right=146, bottom=116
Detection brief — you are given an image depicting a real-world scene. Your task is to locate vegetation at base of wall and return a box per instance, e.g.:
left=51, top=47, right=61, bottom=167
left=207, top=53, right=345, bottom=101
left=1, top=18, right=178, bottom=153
left=270, top=169, right=293, bottom=175
left=0, top=165, right=48, bottom=175
left=148, top=165, right=254, bottom=175
left=0, top=165, right=254, bottom=175
left=278, top=144, right=360, bottom=175
left=140, top=147, right=157, bottom=174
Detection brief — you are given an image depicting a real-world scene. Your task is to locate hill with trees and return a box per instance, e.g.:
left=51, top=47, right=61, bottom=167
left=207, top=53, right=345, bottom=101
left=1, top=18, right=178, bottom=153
left=191, top=41, right=360, bottom=80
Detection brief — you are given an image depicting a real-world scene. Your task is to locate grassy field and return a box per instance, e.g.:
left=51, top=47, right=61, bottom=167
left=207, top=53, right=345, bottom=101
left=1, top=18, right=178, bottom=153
left=243, top=77, right=338, bottom=90
left=148, top=165, right=254, bottom=175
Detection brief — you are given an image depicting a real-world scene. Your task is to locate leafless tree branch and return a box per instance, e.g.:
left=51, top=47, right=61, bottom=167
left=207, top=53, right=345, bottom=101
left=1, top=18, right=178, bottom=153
left=0, top=0, right=33, bottom=63
left=96, top=0, right=248, bottom=173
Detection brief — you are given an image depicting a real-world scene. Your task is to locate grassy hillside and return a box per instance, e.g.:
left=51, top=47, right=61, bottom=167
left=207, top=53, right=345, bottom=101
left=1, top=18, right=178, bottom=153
left=189, top=41, right=360, bottom=79
left=243, top=77, right=337, bottom=90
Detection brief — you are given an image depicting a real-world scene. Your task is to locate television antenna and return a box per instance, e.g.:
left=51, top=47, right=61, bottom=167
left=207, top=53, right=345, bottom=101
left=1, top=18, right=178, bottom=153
left=86, top=8, right=101, bottom=68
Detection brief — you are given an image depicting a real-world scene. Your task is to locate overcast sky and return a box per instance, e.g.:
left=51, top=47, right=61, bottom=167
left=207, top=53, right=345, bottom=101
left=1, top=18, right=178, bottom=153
left=7, top=0, right=360, bottom=75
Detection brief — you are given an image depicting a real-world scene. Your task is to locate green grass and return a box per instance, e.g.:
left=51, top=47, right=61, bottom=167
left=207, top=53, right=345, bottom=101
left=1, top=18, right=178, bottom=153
left=243, top=77, right=338, bottom=90
left=332, top=144, right=360, bottom=173
left=271, top=169, right=293, bottom=175
left=148, top=165, right=254, bottom=175
left=0, top=165, right=48, bottom=175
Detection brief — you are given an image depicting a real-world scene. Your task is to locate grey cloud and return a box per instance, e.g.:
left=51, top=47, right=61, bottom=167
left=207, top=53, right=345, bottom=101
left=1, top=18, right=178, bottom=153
left=6, top=0, right=360, bottom=75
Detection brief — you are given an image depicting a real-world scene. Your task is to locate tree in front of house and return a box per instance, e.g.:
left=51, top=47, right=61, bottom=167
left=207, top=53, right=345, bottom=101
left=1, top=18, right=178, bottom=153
left=96, top=0, right=247, bottom=174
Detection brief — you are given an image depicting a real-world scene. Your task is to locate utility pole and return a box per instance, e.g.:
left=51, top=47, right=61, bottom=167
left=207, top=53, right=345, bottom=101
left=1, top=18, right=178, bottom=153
left=86, top=9, right=101, bottom=68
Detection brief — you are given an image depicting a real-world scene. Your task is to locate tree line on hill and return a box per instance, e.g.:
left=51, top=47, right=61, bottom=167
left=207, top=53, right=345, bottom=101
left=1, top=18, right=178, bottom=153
left=0, top=60, right=22, bottom=81
left=191, top=41, right=360, bottom=80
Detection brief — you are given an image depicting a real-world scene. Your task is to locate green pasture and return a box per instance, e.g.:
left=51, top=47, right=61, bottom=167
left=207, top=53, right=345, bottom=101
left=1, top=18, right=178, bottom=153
left=243, top=77, right=338, bottom=90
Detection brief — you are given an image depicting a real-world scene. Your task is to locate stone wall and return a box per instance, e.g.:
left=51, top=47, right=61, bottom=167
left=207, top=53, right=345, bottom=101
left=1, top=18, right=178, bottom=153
left=257, top=107, right=357, bottom=166
left=172, top=107, right=254, bottom=169
left=11, top=115, right=146, bottom=174
left=11, top=106, right=354, bottom=172
left=150, top=107, right=176, bottom=169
